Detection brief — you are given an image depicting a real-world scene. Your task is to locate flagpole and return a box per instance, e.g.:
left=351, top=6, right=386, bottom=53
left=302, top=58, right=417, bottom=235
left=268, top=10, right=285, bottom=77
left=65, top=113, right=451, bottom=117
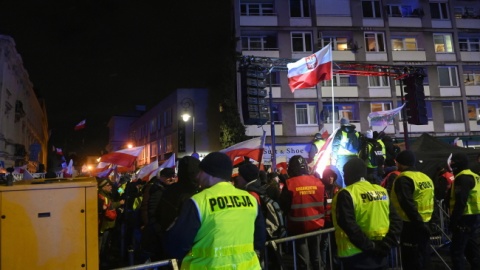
left=330, top=44, right=335, bottom=130
left=268, top=69, right=277, bottom=169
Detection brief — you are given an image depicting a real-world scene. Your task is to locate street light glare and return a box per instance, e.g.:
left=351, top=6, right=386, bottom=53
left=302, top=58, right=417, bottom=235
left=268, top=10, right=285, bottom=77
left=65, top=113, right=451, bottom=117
left=182, top=113, right=191, bottom=122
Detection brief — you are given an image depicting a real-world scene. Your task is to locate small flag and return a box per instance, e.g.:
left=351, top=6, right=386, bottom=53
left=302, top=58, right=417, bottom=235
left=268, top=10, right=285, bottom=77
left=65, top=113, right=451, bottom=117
left=100, top=146, right=145, bottom=168
left=368, top=104, right=405, bottom=126
left=220, top=135, right=266, bottom=164
left=74, top=119, right=86, bottom=131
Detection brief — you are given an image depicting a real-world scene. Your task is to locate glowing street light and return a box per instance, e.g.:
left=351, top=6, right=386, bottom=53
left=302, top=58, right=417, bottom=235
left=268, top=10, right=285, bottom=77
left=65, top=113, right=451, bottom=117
left=181, top=98, right=196, bottom=154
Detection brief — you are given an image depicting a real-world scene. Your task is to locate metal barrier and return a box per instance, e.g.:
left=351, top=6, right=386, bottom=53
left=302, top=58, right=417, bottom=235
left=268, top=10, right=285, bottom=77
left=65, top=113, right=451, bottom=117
left=111, top=258, right=179, bottom=270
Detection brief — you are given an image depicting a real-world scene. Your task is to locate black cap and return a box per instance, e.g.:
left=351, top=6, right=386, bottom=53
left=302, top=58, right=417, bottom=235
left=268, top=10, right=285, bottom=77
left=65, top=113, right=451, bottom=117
left=199, top=152, right=233, bottom=180
left=396, top=150, right=416, bottom=167
left=238, top=163, right=259, bottom=182
left=343, top=158, right=367, bottom=185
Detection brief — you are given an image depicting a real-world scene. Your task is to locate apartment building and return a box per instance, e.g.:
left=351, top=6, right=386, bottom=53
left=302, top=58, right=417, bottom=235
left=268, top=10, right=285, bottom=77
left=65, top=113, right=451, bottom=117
left=234, top=0, right=480, bottom=163
left=0, top=35, right=49, bottom=170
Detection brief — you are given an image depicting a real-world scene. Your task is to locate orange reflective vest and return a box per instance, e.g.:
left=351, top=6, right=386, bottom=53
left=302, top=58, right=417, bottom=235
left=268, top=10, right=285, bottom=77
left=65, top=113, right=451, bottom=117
left=285, top=174, right=325, bottom=234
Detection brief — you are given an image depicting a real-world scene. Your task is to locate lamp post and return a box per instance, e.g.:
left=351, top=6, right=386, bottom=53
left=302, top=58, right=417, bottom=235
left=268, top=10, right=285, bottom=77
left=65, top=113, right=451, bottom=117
left=181, top=98, right=196, bottom=154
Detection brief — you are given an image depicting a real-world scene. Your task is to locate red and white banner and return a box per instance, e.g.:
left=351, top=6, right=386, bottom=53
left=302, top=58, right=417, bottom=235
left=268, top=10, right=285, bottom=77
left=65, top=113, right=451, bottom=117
left=368, top=104, right=405, bottom=127
left=137, top=161, right=159, bottom=182
left=149, top=153, right=176, bottom=180
left=313, top=127, right=339, bottom=177
left=74, top=119, right=86, bottom=131
left=287, top=44, right=332, bottom=92
left=100, top=146, right=144, bottom=168
left=220, top=135, right=265, bottom=163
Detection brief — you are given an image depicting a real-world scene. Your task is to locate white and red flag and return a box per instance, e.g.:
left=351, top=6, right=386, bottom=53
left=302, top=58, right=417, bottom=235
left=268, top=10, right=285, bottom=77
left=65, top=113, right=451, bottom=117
left=151, top=153, right=177, bottom=179
left=137, top=161, right=159, bottom=182
left=74, top=119, right=86, bottom=131
left=368, top=104, right=405, bottom=127
left=313, top=127, right=339, bottom=177
left=220, top=134, right=265, bottom=163
left=287, top=44, right=332, bottom=92
left=100, top=146, right=144, bottom=168
left=56, top=148, right=63, bottom=156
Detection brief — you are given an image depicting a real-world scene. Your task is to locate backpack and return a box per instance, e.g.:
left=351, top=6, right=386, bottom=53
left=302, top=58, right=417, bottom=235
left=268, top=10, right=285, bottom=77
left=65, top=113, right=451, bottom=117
left=259, top=194, right=287, bottom=239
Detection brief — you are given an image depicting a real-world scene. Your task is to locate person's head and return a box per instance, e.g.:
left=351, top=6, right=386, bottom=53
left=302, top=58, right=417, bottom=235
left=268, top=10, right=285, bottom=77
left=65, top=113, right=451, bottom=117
left=177, top=155, right=200, bottom=189
left=321, top=167, right=338, bottom=186
left=198, top=152, right=233, bottom=189
left=314, top=132, right=322, bottom=141
left=343, top=157, right=367, bottom=186
left=159, top=167, right=177, bottom=185
left=449, top=153, right=469, bottom=175
left=287, top=155, right=309, bottom=177
left=340, top=118, right=350, bottom=125
left=267, top=172, right=280, bottom=183
left=98, top=178, right=113, bottom=193
left=395, top=150, right=416, bottom=171
left=259, top=170, right=268, bottom=185
left=366, top=130, right=373, bottom=139
left=236, top=163, right=259, bottom=189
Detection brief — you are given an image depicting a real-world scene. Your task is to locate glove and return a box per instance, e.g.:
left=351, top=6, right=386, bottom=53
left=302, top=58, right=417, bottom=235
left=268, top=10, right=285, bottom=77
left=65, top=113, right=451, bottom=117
left=372, top=240, right=390, bottom=257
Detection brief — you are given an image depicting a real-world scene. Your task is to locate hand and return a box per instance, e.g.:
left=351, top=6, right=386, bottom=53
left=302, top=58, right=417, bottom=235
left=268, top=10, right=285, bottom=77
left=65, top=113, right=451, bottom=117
left=119, top=199, right=125, bottom=205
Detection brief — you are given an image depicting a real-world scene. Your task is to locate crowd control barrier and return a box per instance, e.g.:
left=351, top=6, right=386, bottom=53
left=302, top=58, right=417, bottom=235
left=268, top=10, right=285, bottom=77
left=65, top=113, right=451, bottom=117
left=111, top=258, right=179, bottom=270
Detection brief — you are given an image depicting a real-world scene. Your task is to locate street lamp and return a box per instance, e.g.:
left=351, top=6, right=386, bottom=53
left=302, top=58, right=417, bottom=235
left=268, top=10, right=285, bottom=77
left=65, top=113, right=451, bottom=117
left=181, top=98, right=196, bottom=154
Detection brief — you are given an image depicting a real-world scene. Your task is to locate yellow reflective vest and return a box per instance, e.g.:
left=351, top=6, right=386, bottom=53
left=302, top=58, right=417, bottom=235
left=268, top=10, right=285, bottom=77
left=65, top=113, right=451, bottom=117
left=450, top=169, right=480, bottom=215
left=390, top=171, right=434, bottom=222
left=181, top=182, right=261, bottom=270
left=332, top=180, right=390, bottom=258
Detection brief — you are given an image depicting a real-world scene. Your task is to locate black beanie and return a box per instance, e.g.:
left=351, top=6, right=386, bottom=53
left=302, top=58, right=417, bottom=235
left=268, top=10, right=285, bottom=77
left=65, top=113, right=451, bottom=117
left=396, top=150, right=416, bottom=167
left=160, top=167, right=176, bottom=178
left=450, top=153, right=469, bottom=172
left=343, top=157, right=367, bottom=185
left=199, top=152, right=233, bottom=180
left=98, top=178, right=111, bottom=188
left=238, top=163, right=259, bottom=183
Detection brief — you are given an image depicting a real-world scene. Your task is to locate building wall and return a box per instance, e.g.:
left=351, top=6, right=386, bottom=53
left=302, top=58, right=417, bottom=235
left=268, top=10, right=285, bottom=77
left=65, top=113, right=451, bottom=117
left=235, top=0, right=480, bottom=156
left=0, top=35, right=48, bottom=170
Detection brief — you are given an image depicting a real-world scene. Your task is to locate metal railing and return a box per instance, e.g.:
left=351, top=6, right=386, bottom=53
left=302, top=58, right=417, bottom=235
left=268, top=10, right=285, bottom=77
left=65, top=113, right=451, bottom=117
left=111, top=259, right=179, bottom=270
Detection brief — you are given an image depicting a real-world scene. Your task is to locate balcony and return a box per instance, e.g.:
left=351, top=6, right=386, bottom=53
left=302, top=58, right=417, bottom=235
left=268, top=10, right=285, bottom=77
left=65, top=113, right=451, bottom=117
left=461, top=51, right=480, bottom=62
left=317, top=15, right=352, bottom=27
left=388, top=17, right=422, bottom=27
left=456, top=17, right=480, bottom=29
left=242, top=50, right=280, bottom=58
left=392, top=50, right=426, bottom=61
left=240, top=15, right=278, bottom=26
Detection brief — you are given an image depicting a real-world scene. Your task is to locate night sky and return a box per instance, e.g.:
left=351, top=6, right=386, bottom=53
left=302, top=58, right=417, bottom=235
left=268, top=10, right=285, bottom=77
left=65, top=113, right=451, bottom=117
left=0, top=0, right=231, bottom=156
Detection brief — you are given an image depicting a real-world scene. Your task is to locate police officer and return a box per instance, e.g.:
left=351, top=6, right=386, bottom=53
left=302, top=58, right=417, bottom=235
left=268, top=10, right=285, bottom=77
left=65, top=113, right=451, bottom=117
left=332, top=157, right=401, bottom=270
left=164, top=152, right=265, bottom=269
left=279, top=155, right=325, bottom=270
left=331, top=118, right=360, bottom=188
left=449, top=153, right=480, bottom=270
left=359, top=130, right=386, bottom=185
left=390, top=150, right=434, bottom=270
left=308, top=132, right=326, bottom=167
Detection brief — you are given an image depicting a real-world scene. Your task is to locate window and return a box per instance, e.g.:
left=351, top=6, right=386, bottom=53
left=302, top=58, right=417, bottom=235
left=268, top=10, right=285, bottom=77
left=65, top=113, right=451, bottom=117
left=150, top=119, right=156, bottom=133
left=371, top=102, right=392, bottom=112
left=290, top=0, right=310, bottom=17
left=320, top=36, right=349, bottom=51
left=164, top=108, right=172, bottom=127
left=322, top=74, right=356, bottom=87
left=438, top=67, right=458, bottom=87
left=459, top=37, right=480, bottom=52
left=362, top=0, right=382, bottom=18
left=391, top=37, right=418, bottom=51
left=321, top=104, right=357, bottom=123
left=295, top=103, right=317, bottom=125
left=467, top=103, right=480, bottom=120
left=386, top=5, right=413, bottom=17
left=454, top=6, right=476, bottom=19
left=151, top=142, right=158, bottom=157
left=364, top=32, right=385, bottom=52
left=442, top=101, right=464, bottom=123
left=271, top=104, right=282, bottom=123
left=157, top=115, right=162, bottom=130
left=368, top=76, right=390, bottom=87
left=240, top=3, right=274, bottom=16
left=464, top=72, right=480, bottom=86
left=291, top=32, right=312, bottom=52
left=430, top=2, right=449, bottom=19
left=434, top=34, right=454, bottom=53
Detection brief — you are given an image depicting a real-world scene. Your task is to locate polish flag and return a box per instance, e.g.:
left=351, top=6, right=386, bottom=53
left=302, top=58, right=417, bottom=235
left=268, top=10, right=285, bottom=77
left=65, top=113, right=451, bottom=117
left=313, top=127, right=339, bottom=177
left=220, top=135, right=265, bottom=163
left=74, top=119, right=86, bottom=131
left=56, top=148, right=63, bottom=156
left=276, top=156, right=288, bottom=174
left=150, top=153, right=176, bottom=180
left=287, top=44, right=332, bottom=92
left=137, top=161, right=159, bottom=182
left=319, top=126, right=329, bottom=139
left=100, top=146, right=145, bottom=168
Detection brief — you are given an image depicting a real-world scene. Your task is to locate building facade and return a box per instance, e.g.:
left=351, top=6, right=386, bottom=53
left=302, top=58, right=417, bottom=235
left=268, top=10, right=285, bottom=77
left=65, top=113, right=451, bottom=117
left=0, top=35, right=49, bottom=170
left=107, top=88, right=221, bottom=167
left=234, top=0, right=480, bottom=163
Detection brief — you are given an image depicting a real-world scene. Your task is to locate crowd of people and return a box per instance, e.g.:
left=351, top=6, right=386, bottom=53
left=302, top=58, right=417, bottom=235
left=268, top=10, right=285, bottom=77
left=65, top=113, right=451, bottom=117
left=95, top=124, right=480, bottom=270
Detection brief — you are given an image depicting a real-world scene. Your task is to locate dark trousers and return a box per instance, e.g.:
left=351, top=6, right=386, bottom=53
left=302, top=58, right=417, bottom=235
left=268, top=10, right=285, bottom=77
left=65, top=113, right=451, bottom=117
left=450, top=224, right=480, bottom=270
left=335, top=155, right=357, bottom=188
left=296, top=235, right=321, bottom=270
left=400, top=221, right=431, bottom=270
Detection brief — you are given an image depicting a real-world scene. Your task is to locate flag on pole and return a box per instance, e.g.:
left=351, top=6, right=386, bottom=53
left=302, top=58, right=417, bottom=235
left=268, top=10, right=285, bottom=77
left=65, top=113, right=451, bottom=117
left=367, top=104, right=405, bottom=126
left=74, top=119, right=86, bottom=131
left=100, top=146, right=145, bottom=168
left=313, top=127, right=339, bottom=176
left=137, top=161, right=159, bottom=182
left=150, top=153, right=176, bottom=180
left=287, top=44, right=332, bottom=92
left=220, top=135, right=266, bottom=163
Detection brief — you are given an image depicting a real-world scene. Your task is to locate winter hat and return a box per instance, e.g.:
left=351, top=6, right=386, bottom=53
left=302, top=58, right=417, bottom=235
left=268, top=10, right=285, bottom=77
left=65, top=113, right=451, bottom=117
left=343, top=157, right=367, bottom=185
left=160, top=167, right=176, bottom=178
left=396, top=150, right=416, bottom=167
left=177, top=156, right=200, bottom=184
left=366, top=130, right=374, bottom=139
left=199, top=152, right=233, bottom=180
left=98, top=178, right=112, bottom=188
left=238, top=163, right=259, bottom=183
left=340, top=118, right=350, bottom=125
left=450, top=153, right=469, bottom=172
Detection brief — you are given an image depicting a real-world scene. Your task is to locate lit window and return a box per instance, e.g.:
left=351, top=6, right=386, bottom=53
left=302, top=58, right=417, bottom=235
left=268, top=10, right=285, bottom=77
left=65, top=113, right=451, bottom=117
left=365, top=32, right=385, bottom=52
left=391, top=37, right=418, bottom=51
left=434, top=34, right=454, bottom=53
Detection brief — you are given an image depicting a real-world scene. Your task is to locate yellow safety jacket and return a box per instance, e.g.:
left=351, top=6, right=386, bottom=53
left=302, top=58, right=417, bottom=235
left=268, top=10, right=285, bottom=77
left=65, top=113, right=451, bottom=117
left=332, top=180, right=390, bottom=258
left=338, top=131, right=359, bottom=156
left=312, top=139, right=326, bottom=166
left=181, top=182, right=261, bottom=270
left=390, top=171, right=434, bottom=222
left=450, top=169, right=480, bottom=215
